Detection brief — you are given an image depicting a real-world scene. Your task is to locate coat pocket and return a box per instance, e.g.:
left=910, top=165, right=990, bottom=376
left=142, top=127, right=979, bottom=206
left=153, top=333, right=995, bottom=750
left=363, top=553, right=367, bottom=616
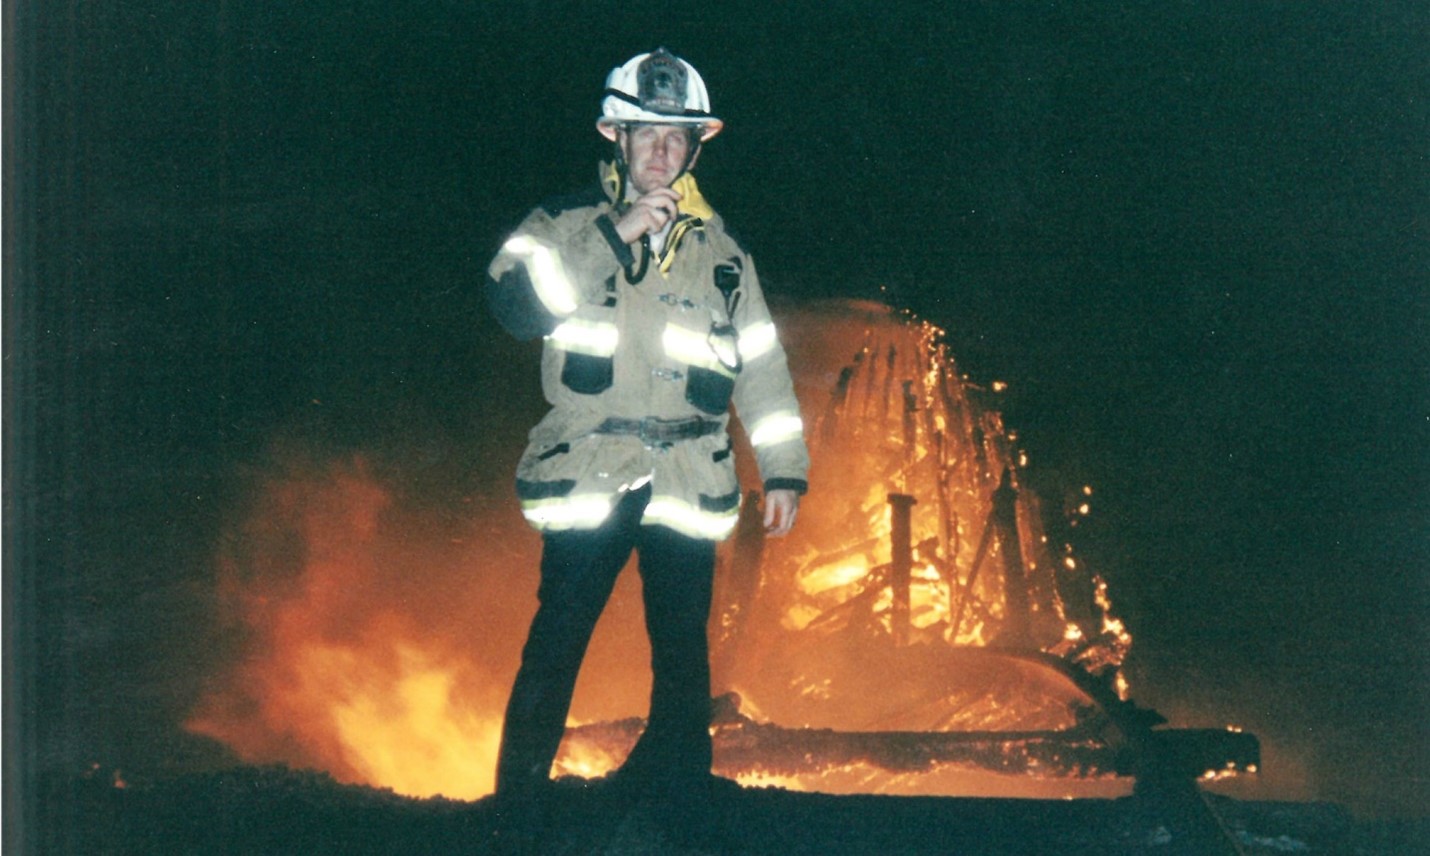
left=685, top=365, right=735, bottom=414
left=549, top=313, right=619, bottom=395
left=560, top=352, right=614, bottom=394
left=680, top=321, right=741, bottom=414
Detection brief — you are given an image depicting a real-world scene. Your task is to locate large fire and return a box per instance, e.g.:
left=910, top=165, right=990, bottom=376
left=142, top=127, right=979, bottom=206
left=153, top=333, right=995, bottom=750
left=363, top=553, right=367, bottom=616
left=187, top=301, right=1152, bottom=801
left=185, top=455, right=538, bottom=800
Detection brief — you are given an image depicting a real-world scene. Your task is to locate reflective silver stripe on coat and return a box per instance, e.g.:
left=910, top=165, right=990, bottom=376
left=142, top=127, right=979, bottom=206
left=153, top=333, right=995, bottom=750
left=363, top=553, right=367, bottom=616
left=548, top=317, right=620, bottom=356
left=661, top=323, right=737, bottom=378
left=520, top=493, right=616, bottom=530
left=736, top=320, right=779, bottom=363
left=748, top=411, right=805, bottom=449
left=641, top=494, right=740, bottom=540
left=503, top=235, right=579, bottom=317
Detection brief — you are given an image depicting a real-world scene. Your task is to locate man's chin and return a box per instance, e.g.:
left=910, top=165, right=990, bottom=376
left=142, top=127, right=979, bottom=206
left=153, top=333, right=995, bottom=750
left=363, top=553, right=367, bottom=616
left=633, top=171, right=675, bottom=192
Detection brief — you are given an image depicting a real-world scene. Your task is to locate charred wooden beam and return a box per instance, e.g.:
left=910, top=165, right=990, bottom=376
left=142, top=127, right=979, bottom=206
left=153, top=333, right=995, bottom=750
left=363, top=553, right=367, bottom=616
left=887, top=493, right=918, bottom=646
left=557, top=688, right=1259, bottom=788
left=992, top=468, right=1033, bottom=648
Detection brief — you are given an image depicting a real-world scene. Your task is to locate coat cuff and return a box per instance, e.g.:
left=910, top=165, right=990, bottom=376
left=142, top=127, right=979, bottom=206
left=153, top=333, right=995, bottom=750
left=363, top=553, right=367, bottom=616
left=763, top=478, right=808, bottom=496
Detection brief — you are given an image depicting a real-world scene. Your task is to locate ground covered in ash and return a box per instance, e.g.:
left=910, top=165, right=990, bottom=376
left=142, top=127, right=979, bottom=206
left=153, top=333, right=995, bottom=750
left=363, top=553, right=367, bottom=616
left=33, top=765, right=1426, bottom=855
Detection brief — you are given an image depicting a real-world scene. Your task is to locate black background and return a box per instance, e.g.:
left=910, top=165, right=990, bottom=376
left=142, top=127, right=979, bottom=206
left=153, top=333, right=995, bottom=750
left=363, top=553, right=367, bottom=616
left=7, top=0, right=1427, bottom=823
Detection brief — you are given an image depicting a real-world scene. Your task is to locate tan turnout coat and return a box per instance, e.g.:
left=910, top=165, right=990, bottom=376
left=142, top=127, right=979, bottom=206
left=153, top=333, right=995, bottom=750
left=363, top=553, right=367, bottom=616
left=485, top=164, right=809, bottom=540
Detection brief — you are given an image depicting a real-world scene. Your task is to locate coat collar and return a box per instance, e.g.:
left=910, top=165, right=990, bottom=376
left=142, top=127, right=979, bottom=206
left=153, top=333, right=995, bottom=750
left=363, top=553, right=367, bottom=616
left=600, top=161, right=716, bottom=221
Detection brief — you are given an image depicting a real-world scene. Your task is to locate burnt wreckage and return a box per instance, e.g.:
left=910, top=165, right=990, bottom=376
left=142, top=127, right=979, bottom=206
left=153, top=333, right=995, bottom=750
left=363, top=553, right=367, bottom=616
left=556, top=301, right=1258, bottom=799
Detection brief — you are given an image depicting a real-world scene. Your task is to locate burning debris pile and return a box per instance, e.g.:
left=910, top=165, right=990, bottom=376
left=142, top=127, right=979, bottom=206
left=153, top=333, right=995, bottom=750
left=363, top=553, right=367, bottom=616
left=186, top=300, right=1256, bottom=803
left=713, top=301, right=1131, bottom=703
left=565, top=300, right=1255, bottom=796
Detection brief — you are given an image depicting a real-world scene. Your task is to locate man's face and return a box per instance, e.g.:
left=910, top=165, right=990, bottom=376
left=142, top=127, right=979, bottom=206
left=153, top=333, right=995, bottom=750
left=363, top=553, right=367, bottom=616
left=619, top=124, right=694, bottom=195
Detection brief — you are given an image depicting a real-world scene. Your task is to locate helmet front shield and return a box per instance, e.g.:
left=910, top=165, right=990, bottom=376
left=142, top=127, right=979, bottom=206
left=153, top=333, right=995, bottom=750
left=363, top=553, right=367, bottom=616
left=597, top=48, right=724, bottom=142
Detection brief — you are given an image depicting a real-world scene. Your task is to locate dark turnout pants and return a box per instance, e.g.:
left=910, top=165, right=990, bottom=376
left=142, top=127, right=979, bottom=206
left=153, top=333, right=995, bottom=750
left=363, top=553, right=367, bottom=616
left=496, top=485, right=717, bottom=795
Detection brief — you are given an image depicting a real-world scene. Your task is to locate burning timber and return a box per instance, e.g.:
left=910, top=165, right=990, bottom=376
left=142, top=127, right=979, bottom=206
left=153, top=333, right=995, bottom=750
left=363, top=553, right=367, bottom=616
left=558, top=300, right=1260, bottom=798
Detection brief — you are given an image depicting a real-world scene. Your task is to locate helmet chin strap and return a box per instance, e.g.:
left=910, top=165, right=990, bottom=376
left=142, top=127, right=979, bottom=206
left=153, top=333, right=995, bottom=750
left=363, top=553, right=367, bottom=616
left=608, top=142, right=650, bottom=283
left=611, top=142, right=630, bottom=202
left=678, top=129, right=703, bottom=181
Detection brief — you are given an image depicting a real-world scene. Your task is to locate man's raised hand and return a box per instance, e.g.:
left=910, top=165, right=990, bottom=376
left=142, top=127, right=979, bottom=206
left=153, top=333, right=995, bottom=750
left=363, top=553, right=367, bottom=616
left=614, top=187, right=682, bottom=244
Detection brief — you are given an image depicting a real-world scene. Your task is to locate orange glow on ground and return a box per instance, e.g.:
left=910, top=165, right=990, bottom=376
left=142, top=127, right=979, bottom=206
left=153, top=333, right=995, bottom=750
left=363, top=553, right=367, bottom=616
left=187, top=301, right=1152, bottom=801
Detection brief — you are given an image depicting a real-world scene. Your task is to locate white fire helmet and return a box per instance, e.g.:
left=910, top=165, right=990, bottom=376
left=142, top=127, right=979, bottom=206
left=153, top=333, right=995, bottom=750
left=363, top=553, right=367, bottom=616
left=597, top=48, right=724, bottom=142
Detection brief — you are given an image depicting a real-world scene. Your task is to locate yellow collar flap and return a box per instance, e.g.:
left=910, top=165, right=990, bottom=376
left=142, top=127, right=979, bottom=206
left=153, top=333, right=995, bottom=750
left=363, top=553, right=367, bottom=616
left=599, top=162, right=715, bottom=221
left=671, top=173, right=714, bottom=220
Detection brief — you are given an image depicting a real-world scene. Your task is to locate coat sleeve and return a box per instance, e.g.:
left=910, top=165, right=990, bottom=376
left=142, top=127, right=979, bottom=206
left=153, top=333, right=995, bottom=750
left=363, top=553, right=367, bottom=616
left=729, top=254, right=811, bottom=496
left=485, top=201, right=634, bottom=340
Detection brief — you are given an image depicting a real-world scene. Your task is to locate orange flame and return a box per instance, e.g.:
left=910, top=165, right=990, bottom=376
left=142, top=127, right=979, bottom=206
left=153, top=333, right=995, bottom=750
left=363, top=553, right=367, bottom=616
left=185, top=456, right=540, bottom=799
left=188, top=302, right=1139, bottom=801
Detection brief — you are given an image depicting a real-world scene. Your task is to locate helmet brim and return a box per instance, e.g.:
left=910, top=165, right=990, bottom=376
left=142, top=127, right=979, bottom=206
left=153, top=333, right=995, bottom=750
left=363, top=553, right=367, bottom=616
left=597, top=116, right=723, bottom=143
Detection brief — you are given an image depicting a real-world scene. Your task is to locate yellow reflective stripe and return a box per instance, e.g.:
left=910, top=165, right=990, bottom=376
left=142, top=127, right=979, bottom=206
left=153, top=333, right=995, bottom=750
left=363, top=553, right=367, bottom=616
left=641, top=495, right=739, bottom=540
left=520, top=494, right=615, bottom=530
left=748, top=412, right=804, bottom=448
left=662, top=323, right=737, bottom=378
left=548, top=318, right=619, bottom=356
left=503, top=235, right=578, bottom=317
left=736, top=321, right=778, bottom=362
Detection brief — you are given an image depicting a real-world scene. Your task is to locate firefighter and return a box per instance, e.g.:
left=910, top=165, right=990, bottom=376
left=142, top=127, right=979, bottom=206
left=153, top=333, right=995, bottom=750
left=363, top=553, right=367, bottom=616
left=485, top=47, right=810, bottom=811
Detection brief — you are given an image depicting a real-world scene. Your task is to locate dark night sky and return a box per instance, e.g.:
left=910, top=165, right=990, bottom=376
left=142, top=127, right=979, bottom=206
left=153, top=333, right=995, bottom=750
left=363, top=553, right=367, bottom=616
left=7, top=0, right=1427, bottom=820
